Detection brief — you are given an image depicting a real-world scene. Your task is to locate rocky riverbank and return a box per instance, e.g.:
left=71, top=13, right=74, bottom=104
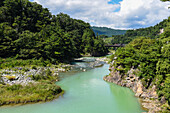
left=0, top=57, right=108, bottom=107
left=0, top=63, right=72, bottom=107
left=0, top=57, right=107, bottom=86
left=73, top=57, right=108, bottom=69
left=103, top=65, right=167, bottom=113
left=0, top=65, right=71, bottom=86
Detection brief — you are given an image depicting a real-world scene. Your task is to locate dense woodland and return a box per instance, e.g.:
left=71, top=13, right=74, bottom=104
left=0, top=0, right=107, bottom=64
left=0, top=0, right=169, bottom=110
left=109, top=1, right=170, bottom=111
left=0, top=0, right=108, bottom=105
left=110, top=16, right=170, bottom=111
left=104, top=18, right=169, bottom=45
left=91, top=26, right=126, bottom=37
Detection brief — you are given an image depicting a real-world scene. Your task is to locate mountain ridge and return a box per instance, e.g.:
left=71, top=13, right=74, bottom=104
left=91, top=26, right=127, bottom=37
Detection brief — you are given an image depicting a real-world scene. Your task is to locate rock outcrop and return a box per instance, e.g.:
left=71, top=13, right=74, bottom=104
left=104, top=66, right=163, bottom=113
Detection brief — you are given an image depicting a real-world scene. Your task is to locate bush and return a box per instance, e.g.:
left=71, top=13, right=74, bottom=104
left=46, top=68, right=52, bottom=76
left=22, top=68, right=29, bottom=72
left=30, top=68, right=53, bottom=81
left=31, top=65, right=37, bottom=70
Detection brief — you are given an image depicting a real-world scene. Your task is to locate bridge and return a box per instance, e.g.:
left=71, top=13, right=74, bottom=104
left=105, top=44, right=126, bottom=47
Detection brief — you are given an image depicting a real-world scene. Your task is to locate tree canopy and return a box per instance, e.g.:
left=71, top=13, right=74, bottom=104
left=0, top=0, right=108, bottom=63
left=110, top=16, right=170, bottom=110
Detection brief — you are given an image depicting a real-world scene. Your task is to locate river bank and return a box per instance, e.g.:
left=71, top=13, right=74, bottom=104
left=0, top=62, right=72, bottom=107
left=0, top=82, right=63, bottom=107
left=103, top=64, right=168, bottom=113
left=0, top=57, right=107, bottom=107
left=0, top=63, right=144, bottom=113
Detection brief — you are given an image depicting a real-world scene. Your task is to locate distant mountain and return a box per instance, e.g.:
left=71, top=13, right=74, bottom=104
left=108, top=18, right=169, bottom=44
left=91, top=26, right=127, bottom=37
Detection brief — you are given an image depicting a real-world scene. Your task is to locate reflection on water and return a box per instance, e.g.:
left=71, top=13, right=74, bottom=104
left=109, top=83, right=141, bottom=113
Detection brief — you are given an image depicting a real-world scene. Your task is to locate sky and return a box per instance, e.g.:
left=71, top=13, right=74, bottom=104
left=29, top=0, right=170, bottom=29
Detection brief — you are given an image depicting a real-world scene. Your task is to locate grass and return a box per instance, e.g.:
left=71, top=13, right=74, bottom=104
left=0, top=58, right=50, bottom=69
left=0, top=58, right=65, bottom=106
left=0, top=57, right=76, bottom=107
left=0, top=81, right=62, bottom=106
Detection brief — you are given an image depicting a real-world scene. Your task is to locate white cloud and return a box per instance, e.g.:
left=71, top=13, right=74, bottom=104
left=32, top=0, right=170, bottom=29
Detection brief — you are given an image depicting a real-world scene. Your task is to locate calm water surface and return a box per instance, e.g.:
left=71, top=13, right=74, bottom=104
left=0, top=64, right=145, bottom=113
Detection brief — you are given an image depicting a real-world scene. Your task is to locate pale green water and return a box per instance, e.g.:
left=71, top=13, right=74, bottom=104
left=0, top=64, right=145, bottom=113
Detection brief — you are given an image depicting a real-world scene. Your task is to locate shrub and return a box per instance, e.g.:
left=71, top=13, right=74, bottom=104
left=31, top=65, right=37, bottom=70
left=46, top=68, right=52, bottom=76
left=22, top=68, right=29, bottom=72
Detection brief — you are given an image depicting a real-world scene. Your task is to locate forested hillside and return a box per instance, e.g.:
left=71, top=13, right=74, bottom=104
left=106, top=18, right=169, bottom=44
left=91, top=26, right=126, bottom=37
left=109, top=16, right=170, bottom=112
left=0, top=0, right=107, bottom=63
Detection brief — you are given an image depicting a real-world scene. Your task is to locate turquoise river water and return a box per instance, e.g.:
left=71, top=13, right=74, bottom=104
left=0, top=64, right=145, bottom=113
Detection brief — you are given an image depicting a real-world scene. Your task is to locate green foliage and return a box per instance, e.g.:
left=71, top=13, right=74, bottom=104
left=91, top=38, right=108, bottom=56
left=105, top=18, right=169, bottom=45
left=31, top=65, right=37, bottom=70
left=110, top=19, right=170, bottom=106
left=0, top=0, right=108, bottom=63
left=30, top=68, right=53, bottom=81
left=46, top=68, right=52, bottom=76
left=6, top=84, right=22, bottom=91
left=22, top=68, right=29, bottom=72
left=0, top=58, right=49, bottom=68
left=161, top=0, right=170, bottom=2
left=158, top=75, right=170, bottom=105
left=91, top=26, right=126, bottom=37
left=0, top=82, right=62, bottom=106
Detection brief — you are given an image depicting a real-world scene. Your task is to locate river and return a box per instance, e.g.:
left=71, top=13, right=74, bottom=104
left=0, top=63, right=145, bottom=113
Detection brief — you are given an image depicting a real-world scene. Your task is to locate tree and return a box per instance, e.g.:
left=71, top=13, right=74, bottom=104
left=0, top=22, right=17, bottom=57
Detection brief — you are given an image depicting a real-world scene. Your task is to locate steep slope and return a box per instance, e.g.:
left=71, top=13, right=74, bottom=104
left=105, top=17, right=170, bottom=112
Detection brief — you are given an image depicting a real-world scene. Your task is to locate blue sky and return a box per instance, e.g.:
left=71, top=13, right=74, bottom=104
left=29, top=0, right=170, bottom=29
left=108, top=0, right=122, bottom=4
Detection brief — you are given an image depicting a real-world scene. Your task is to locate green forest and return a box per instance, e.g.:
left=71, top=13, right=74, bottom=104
left=91, top=26, right=126, bottom=37
left=0, top=0, right=169, bottom=111
left=0, top=0, right=108, bottom=65
left=110, top=16, right=170, bottom=111
left=0, top=0, right=108, bottom=106
left=104, top=18, right=169, bottom=45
